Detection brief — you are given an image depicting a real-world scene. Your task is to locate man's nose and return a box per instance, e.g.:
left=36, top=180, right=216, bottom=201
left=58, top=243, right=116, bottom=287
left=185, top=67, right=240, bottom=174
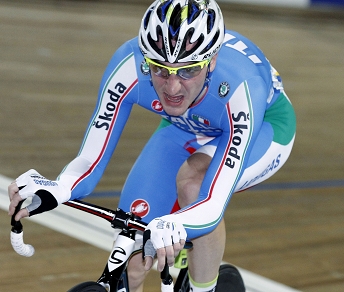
left=165, top=74, right=182, bottom=95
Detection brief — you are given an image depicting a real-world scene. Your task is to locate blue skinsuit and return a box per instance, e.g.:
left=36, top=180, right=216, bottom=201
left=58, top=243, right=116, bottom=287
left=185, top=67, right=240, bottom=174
left=58, top=30, right=296, bottom=239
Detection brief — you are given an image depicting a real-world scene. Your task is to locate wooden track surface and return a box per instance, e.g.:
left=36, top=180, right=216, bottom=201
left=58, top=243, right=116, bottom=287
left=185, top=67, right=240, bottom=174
left=1, top=1, right=344, bottom=291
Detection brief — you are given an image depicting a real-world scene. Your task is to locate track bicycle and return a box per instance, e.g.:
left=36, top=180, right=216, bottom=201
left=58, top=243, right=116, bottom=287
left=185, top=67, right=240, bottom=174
left=10, top=198, right=245, bottom=291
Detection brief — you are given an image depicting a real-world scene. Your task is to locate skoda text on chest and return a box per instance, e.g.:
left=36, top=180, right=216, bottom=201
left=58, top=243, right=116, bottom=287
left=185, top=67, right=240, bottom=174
left=94, top=82, right=127, bottom=130
left=225, top=111, right=249, bottom=169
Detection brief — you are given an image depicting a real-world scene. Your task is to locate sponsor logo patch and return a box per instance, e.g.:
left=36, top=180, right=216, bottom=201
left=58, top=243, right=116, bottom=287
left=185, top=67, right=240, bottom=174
left=141, top=60, right=150, bottom=75
left=151, top=100, right=163, bottom=112
left=219, top=81, right=230, bottom=98
left=130, top=199, right=150, bottom=218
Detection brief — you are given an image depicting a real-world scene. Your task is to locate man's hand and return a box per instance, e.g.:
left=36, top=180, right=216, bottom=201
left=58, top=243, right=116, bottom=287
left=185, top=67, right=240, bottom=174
left=143, top=217, right=187, bottom=272
left=8, top=181, right=29, bottom=220
left=8, top=169, right=71, bottom=221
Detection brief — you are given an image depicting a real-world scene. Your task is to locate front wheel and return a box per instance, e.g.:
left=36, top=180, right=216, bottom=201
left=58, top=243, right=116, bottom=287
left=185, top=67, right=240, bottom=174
left=174, top=264, right=245, bottom=292
left=215, top=264, right=245, bottom=292
left=67, top=281, right=107, bottom=292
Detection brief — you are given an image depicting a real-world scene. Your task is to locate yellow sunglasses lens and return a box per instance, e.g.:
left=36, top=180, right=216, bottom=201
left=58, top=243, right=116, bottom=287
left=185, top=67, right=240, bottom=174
left=145, top=58, right=209, bottom=80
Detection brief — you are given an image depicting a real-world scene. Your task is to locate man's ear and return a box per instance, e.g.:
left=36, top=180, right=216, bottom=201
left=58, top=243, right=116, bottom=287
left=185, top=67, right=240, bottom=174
left=209, top=54, right=219, bottom=72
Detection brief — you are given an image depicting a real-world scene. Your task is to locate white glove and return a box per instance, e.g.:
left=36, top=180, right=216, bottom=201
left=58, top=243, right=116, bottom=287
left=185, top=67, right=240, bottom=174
left=15, top=169, right=71, bottom=216
left=146, top=216, right=187, bottom=250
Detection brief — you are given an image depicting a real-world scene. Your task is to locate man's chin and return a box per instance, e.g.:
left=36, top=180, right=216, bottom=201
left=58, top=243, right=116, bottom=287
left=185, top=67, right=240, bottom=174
left=163, top=105, right=186, bottom=116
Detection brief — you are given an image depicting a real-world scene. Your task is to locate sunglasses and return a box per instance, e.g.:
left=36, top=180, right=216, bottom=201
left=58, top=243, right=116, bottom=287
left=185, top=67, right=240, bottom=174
left=144, top=57, right=211, bottom=80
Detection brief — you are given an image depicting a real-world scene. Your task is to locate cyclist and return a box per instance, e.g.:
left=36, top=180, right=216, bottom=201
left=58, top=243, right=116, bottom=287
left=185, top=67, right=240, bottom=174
left=8, top=0, right=296, bottom=291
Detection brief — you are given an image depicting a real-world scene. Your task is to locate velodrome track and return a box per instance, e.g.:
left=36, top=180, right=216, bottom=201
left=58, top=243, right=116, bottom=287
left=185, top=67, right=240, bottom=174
left=1, top=1, right=344, bottom=291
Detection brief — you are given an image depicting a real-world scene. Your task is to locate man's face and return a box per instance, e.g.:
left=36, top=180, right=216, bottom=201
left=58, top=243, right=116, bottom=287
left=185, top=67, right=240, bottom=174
left=150, top=56, right=218, bottom=116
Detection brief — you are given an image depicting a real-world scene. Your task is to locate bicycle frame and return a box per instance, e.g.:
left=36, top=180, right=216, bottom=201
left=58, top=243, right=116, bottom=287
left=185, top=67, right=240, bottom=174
left=65, top=200, right=146, bottom=292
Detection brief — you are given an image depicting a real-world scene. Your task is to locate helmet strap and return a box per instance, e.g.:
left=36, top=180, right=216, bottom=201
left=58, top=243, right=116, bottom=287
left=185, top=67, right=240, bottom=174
left=189, top=65, right=212, bottom=107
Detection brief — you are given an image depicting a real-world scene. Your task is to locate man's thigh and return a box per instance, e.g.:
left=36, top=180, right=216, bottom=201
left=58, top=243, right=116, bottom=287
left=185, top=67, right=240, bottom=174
left=118, top=123, right=193, bottom=221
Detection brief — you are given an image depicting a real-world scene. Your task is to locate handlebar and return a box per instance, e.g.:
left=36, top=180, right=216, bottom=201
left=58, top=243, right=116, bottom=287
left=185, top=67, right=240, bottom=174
left=10, top=199, right=192, bottom=256
left=64, top=199, right=147, bottom=232
left=10, top=199, right=148, bottom=257
left=10, top=200, right=35, bottom=257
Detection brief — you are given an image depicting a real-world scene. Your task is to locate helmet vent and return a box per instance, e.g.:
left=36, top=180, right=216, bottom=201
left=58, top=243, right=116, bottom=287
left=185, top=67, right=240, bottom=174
left=147, top=26, right=167, bottom=60
left=188, top=2, right=201, bottom=24
left=200, top=29, right=219, bottom=55
left=177, top=28, right=203, bottom=60
left=143, top=10, right=152, bottom=29
left=169, top=4, right=182, bottom=38
left=207, top=9, right=215, bottom=33
left=157, top=0, right=172, bottom=23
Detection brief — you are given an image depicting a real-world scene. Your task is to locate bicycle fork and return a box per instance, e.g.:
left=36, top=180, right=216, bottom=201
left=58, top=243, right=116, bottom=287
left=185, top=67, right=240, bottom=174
left=97, top=229, right=176, bottom=292
left=97, top=230, right=136, bottom=292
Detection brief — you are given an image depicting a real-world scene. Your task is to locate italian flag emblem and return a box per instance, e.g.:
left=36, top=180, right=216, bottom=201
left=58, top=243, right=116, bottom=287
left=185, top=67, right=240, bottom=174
left=192, top=115, right=210, bottom=126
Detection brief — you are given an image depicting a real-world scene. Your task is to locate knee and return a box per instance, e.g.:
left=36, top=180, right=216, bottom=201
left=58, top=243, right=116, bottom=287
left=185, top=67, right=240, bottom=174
left=176, top=153, right=211, bottom=208
left=127, top=253, right=148, bottom=292
left=177, top=178, right=200, bottom=208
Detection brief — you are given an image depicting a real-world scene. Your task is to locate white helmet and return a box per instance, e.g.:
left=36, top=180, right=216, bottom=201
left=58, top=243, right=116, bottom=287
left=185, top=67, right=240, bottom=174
left=138, top=0, right=225, bottom=63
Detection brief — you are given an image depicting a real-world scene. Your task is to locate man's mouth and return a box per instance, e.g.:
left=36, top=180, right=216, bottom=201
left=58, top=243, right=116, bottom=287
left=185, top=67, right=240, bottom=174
left=165, top=93, right=183, bottom=103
